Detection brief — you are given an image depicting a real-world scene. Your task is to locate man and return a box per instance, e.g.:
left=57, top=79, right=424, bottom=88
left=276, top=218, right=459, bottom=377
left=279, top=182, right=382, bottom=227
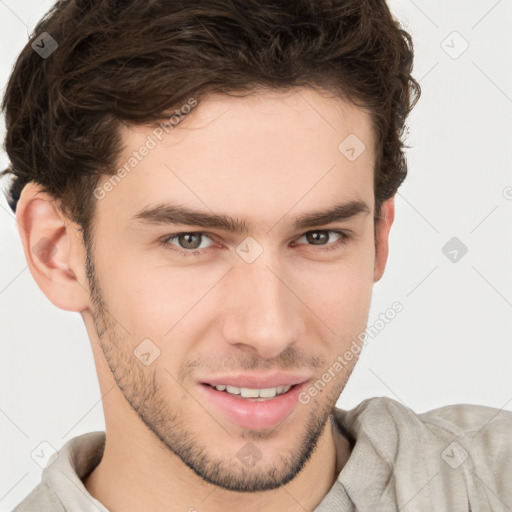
left=2, top=0, right=511, bottom=510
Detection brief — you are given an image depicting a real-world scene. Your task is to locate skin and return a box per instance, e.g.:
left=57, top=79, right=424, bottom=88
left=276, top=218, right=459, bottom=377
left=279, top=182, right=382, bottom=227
left=16, top=87, right=394, bottom=511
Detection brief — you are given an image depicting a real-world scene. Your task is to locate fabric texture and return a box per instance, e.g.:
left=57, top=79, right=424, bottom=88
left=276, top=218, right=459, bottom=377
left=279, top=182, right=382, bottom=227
left=13, top=396, right=512, bottom=511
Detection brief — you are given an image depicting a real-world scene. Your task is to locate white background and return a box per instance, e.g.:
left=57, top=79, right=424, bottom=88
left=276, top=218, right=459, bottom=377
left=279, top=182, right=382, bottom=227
left=1, top=0, right=511, bottom=510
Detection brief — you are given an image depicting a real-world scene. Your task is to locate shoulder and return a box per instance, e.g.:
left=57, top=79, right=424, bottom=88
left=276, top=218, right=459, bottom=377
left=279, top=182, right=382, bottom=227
left=333, top=396, right=512, bottom=509
left=12, top=431, right=107, bottom=512
left=12, top=482, right=65, bottom=512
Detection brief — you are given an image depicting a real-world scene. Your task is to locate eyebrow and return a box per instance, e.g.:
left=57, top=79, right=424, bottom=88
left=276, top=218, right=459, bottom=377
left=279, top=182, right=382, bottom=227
left=130, top=199, right=371, bottom=233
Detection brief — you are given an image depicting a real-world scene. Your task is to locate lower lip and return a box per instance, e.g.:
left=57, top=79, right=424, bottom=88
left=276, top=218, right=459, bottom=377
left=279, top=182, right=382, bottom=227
left=198, top=382, right=307, bottom=430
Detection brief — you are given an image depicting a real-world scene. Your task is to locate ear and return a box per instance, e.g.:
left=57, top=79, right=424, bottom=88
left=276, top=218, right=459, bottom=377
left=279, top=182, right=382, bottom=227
left=15, top=182, right=90, bottom=311
left=374, top=196, right=395, bottom=283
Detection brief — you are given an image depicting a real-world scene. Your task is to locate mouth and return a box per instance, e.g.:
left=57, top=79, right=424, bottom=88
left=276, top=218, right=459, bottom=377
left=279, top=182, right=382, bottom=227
left=198, top=381, right=309, bottom=430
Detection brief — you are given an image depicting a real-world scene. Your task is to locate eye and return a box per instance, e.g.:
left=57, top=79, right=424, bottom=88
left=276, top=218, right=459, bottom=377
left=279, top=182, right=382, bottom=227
left=160, top=232, right=216, bottom=257
left=291, top=230, right=350, bottom=252
left=159, top=229, right=351, bottom=257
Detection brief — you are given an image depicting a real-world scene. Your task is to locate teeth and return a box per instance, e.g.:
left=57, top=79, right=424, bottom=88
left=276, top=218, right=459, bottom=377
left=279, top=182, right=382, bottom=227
left=214, top=384, right=292, bottom=398
left=241, top=387, right=260, bottom=398
left=257, top=387, right=276, bottom=398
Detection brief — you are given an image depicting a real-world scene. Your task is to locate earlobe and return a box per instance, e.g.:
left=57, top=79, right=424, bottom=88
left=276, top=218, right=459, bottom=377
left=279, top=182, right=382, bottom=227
left=374, top=196, right=395, bottom=283
left=15, top=182, right=90, bottom=312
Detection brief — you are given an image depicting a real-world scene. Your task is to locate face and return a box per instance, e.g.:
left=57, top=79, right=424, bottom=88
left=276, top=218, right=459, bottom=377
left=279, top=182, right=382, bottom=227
left=82, top=88, right=387, bottom=492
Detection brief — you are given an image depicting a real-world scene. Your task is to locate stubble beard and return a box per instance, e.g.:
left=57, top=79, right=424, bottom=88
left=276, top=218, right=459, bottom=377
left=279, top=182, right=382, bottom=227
left=84, top=243, right=347, bottom=492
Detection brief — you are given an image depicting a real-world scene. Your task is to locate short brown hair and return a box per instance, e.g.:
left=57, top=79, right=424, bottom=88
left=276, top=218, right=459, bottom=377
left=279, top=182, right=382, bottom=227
left=2, top=0, right=420, bottom=247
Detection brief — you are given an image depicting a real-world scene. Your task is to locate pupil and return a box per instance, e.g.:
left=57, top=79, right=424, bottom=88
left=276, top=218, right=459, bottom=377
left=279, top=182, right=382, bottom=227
left=307, top=231, right=327, bottom=245
left=180, top=233, right=200, bottom=249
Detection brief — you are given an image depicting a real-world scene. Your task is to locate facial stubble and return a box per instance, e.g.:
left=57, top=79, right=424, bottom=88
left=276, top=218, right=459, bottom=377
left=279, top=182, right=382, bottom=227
left=83, top=239, right=352, bottom=492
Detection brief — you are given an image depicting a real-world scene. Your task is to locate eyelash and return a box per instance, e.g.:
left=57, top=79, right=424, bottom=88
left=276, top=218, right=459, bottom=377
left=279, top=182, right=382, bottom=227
left=159, top=230, right=351, bottom=258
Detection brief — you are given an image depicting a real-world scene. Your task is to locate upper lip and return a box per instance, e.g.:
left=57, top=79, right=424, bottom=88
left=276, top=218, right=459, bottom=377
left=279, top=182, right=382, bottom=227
left=201, top=372, right=311, bottom=389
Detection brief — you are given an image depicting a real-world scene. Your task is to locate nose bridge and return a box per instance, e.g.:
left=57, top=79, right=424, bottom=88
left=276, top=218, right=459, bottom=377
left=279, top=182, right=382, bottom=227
left=221, top=250, right=303, bottom=358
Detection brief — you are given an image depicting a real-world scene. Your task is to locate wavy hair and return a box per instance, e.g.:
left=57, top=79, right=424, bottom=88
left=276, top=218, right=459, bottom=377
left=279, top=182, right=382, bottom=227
left=1, top=0, right=420, bottom=245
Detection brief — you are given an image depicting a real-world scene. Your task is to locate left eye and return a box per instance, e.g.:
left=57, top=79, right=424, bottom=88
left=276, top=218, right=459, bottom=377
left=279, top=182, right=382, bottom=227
left=292, top=230, right=348, bottom=248
left=160, top=230, right=350, bottom=257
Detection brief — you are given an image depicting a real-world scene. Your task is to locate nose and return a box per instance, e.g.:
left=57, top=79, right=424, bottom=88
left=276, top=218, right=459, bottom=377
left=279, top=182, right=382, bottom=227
left=220, top=255, right=304, bottom=360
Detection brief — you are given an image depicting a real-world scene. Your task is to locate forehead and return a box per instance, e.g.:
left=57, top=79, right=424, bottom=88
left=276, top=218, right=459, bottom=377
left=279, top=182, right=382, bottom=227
left=94, top=88, right=376, bottom=229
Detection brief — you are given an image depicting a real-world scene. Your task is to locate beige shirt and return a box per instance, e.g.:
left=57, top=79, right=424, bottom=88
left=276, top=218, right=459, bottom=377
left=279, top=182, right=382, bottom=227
left=13, top=396, right=512, bottom=511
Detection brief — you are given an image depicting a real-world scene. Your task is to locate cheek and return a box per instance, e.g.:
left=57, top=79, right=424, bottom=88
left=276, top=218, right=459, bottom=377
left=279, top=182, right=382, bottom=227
left=303, top=266, right=373, bottom=337
left=98, top=252, right=221, bottom=348
left=296, top=242, right=375, bottom=325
